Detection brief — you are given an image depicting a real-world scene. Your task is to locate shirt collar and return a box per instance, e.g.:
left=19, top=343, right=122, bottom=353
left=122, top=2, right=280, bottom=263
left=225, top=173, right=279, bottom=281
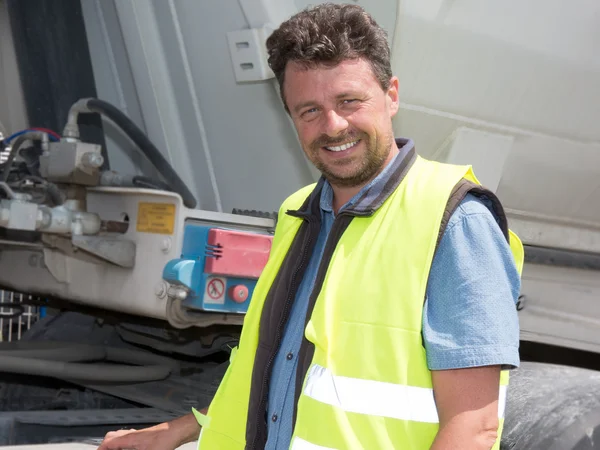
left=320, top=138, right=414, bottom=214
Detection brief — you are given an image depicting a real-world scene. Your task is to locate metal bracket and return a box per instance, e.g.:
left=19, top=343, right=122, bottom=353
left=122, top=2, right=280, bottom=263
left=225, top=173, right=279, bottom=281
left=42, top=234, right=136, bottom=268
left=71, top=235, right=136, bottom=268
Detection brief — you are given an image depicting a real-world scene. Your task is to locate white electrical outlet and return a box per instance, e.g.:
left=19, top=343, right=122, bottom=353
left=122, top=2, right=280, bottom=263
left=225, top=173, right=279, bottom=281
left=227, top=27, right=274, bottom=82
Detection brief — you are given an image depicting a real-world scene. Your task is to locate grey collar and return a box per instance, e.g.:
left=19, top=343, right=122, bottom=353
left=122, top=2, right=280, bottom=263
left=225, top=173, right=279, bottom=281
left=288, top=137, right=417, bottom=218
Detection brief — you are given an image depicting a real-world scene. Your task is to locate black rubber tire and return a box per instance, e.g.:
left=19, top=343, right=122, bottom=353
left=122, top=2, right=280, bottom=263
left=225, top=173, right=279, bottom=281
left=502, top=361, right=600, bottom=449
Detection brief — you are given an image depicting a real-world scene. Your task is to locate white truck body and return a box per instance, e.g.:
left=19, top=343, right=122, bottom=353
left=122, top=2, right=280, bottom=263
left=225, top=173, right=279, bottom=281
left=0, top=0, right=599, bottom=448
left=3, top=0, right=598, bottom=352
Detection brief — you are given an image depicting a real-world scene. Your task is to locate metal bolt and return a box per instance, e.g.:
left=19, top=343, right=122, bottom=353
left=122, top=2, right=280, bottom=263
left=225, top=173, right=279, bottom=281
left=168, top=285, right=188, bottom=300
left=161, top=237, right=172, bottom=253
left=155, top=282, right=167, bottom=299
left=82, top=152, right=104, bottom=169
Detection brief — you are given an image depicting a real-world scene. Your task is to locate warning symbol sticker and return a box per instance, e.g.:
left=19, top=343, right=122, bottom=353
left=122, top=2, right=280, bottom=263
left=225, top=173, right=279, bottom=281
left=136, top=202, right=176, bottom=235
left=204, top=277, right=226, bottom=305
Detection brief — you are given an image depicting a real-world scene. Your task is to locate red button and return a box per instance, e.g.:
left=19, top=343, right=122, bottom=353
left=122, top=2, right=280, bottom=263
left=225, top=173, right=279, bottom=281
left=229, top=285, right=249, bottom=303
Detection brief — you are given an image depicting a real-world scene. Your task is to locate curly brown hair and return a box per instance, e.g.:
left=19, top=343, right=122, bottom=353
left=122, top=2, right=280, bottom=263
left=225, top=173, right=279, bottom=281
left=266, top=3, right=392, bottom=111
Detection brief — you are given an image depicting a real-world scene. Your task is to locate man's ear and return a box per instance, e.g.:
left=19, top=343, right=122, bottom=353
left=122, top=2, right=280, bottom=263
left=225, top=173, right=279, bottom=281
left=387, top=76, right=400, bottom=117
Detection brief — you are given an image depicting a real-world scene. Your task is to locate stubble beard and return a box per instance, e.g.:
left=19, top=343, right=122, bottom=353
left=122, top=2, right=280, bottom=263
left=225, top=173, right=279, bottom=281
left=310, top=131, right=394, bottom=188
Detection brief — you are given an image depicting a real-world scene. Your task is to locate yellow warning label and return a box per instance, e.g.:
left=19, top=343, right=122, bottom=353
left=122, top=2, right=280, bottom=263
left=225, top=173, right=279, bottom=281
left=136, top=202, right=176, bottom=235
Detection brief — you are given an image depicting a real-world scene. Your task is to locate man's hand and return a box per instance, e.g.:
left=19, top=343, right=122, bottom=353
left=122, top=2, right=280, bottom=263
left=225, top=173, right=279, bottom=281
left=430, top=365, right=502, bottom=450
left=98, top=412, right=201, bottom=450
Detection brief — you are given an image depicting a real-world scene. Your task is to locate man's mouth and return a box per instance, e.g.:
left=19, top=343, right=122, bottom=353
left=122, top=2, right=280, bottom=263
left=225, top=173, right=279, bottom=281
left=324, top=139, right=360, bottom=152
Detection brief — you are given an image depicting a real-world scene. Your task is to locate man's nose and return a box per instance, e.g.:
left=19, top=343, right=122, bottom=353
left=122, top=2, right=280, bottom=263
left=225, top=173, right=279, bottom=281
left=323, top=110, right=349, bottom=136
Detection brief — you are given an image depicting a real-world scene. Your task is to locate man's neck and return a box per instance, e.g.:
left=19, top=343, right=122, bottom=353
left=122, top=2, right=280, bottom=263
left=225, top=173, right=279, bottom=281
left=331, top=144, right=399, bottom=214
left=331, top=185, right=365, bottom=215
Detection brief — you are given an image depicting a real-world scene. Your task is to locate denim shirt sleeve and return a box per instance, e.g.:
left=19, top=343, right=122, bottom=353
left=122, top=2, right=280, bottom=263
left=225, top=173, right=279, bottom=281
left=423, top=194, right=521, bottom=371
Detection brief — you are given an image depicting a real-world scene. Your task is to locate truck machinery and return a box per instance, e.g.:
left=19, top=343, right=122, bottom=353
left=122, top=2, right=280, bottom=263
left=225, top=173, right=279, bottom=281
left=0, top=0, right=600, bottom=449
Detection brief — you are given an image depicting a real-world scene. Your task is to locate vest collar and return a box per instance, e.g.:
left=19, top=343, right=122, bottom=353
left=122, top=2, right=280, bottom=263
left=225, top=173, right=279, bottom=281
left=288, top=138, right=417, bottom=219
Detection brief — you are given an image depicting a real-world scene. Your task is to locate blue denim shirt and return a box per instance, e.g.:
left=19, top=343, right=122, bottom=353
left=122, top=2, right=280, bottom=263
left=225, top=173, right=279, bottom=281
left=264, top=153, right=521, bottom=449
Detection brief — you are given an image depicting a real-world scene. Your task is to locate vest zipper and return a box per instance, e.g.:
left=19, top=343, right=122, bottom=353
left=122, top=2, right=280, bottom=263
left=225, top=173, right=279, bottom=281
left=250, top=216, right=318, bottom=450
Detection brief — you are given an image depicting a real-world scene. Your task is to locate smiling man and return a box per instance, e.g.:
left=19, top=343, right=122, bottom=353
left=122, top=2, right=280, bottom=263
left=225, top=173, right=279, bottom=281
left=285, top=56, right=397, bottom=212
left=99, top=4, right=523, bottom=450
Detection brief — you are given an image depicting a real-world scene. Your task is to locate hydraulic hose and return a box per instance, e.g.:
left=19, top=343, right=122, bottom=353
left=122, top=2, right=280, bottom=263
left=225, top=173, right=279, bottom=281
left=0, top=341, right=106, bottom=362
left=65, top=98, right=197, bottom=208
left=0, top=341, right=176, bottom=383
left=132, top=175, right=173, bottom=192
left=1, top=131, right=47, bottom=182
left=100, top=173, right=174, bottom=195
left=18, top=175, right=64, bottom=206
left=44, top=180, right=65, bottom=206
left=0, top=355, right=170, bottom=383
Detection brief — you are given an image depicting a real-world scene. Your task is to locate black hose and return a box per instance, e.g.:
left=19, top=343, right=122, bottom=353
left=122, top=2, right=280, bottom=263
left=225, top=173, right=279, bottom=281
left=0, top=341, right=175, bottom=383
left=45, top=181, right=64, bottom=205
left=0, top=132, right=45, bottom=182
left=19, top=175, right=64, bottom=205
left=0, top=341, right=105, bottom=362
left=0, top=354, right=171, bottom=383
left=132, top=175, right=172, bottom=192
left=84, top=99, right=197, bottom=208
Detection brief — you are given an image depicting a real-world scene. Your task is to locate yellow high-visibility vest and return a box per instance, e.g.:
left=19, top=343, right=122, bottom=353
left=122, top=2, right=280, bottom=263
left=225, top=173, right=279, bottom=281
left=196, top=155, right=524, bottom=449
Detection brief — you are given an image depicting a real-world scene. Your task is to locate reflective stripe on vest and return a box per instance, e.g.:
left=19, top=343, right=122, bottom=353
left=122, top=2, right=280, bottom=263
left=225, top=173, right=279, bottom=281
left=303, top=364, right=508, bottom=424
left=291, top=437, right=336, bottom=450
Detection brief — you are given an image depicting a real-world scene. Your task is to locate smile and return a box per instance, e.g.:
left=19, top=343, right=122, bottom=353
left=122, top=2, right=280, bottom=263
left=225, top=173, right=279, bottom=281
left=324, top=140, right=360, bottom=152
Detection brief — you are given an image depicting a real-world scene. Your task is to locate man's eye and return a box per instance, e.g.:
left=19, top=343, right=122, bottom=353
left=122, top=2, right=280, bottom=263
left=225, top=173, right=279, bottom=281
left=301, top=108, right=318, bottom=117
left=343, top=99, right=358, bottom=104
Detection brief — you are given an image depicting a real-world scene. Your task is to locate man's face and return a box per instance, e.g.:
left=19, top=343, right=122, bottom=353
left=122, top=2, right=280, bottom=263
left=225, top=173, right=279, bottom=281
left=283, top=58, right=399, bottom=188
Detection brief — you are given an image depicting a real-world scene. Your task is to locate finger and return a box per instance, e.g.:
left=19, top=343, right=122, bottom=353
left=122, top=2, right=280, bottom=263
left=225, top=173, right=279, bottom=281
left=98, top=430, right=139, bottom=450
left=106, top=429, right=138, bottom=438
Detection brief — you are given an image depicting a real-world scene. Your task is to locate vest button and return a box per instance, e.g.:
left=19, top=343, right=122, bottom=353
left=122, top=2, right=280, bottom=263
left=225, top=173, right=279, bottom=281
left=272, top=414, right=278, bottom=422
left=286, top=352, right=293, bottom=360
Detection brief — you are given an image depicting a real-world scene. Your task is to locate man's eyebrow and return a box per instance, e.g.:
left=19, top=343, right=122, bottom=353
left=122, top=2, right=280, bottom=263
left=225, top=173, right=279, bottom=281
left=335, top=92, right=357, bottom=99
left=293, top=92, right=360, bottom=113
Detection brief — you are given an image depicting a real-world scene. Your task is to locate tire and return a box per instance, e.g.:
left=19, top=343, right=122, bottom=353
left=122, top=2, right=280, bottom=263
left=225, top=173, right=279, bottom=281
left=502, top=361, right=600, bottom=449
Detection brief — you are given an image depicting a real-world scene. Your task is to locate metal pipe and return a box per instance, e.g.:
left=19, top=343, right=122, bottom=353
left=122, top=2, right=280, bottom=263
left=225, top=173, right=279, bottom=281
left=37, top=205, right=101, bottom=235
left=524, top=245, right=600, bottom=271
left=0, top=342, right=174, bottom=383
left=0, top=182, right=18, bottom=199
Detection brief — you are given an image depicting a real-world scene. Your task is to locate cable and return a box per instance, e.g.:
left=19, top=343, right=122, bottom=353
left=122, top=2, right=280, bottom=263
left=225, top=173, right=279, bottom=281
left=65, top=98, right=197, bottom=208
left=1, top=129, right=59, bottom=144
left=1, top=130, right=30, bottom=144
left=29, top=127, right=61, bottom=141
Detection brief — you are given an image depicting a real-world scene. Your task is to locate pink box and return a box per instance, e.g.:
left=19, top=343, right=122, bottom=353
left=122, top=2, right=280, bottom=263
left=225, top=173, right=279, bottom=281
left=205, top=229, right=273, bottom=278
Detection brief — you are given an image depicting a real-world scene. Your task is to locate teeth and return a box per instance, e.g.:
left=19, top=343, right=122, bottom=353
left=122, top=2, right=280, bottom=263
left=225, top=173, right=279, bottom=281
left=325, top=140, right=359, bottom=152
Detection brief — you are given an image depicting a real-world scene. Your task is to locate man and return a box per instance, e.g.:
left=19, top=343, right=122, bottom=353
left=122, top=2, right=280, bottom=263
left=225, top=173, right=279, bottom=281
left=99, top=3, right=522, bottom=449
